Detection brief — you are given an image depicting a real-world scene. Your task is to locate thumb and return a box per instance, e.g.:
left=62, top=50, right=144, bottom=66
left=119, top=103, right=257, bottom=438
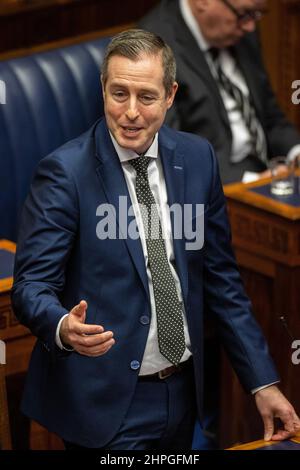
left=263, top=415, right=274, bottom=441
left=70, top=300, right=87, bottom=323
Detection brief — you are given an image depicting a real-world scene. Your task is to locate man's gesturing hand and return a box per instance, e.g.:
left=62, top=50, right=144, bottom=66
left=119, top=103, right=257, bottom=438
left=60, top=300, right=115, bottom=356
left=255, top=385, right=300, bottom=441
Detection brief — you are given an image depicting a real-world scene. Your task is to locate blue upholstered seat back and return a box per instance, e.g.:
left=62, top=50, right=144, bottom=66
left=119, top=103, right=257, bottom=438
left=0, top=37, right=110, bottom=241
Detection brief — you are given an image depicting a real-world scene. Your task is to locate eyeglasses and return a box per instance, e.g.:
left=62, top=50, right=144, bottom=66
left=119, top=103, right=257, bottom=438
left=221, top=0, right=266, bottom=26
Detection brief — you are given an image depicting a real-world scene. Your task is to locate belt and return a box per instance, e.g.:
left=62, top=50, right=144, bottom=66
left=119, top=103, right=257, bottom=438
left=138, top=358, right=192, bottom=382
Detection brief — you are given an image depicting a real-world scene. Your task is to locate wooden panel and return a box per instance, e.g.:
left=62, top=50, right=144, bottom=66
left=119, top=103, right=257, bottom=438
left=0, top=240, right=34, bottom=376
left=0, top=0, right=159, bottom=53
left=220, top=181, right=300, bottom=447
left=0, top=23, right=133, bottom=61
left=0, top=364, right=12, bottom=450
left=219, top=269, right=275, bottom=448
left=260, top=0, right=300, bottom=130
left=0, top=239, right=62, bottom=449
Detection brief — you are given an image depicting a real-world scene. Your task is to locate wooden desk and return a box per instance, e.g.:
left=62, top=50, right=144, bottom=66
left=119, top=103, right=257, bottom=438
left=221, top=179, right=300, bottom=448
left=228, top=433, right=300, bottom=450
left=0, top=240, right=35, bottom=377
left=0, top=239, right=63, bottom=449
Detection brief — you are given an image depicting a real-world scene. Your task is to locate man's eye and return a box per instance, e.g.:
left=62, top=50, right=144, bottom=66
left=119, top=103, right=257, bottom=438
left=140, top=95, right=155, bottom=103
left=113, top=91, right=126, bottom=99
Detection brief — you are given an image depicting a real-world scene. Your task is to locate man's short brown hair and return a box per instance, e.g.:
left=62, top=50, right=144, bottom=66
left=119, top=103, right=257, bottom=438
left=101, top=29, right=176, bottom=96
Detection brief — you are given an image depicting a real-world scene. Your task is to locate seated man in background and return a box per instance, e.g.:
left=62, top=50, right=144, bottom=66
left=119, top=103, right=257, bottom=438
left=139, top=0, right=300, bottom=184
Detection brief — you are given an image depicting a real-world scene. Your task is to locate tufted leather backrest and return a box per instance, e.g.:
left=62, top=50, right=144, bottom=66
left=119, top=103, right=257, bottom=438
left=0, top=37, right=110, bottom=241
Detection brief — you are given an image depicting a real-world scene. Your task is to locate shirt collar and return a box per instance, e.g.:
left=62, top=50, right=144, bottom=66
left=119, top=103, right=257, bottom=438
left=109, top=131, right=159, bottom=163
left=179, top=0, right=212, bottom=52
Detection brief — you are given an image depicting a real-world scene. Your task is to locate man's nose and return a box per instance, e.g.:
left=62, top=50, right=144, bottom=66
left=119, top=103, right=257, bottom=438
left=125, top=97, right=139, bottom=120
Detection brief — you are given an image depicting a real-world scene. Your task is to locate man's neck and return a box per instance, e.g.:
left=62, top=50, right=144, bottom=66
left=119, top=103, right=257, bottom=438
left=109, top=131, right=158, bottom=163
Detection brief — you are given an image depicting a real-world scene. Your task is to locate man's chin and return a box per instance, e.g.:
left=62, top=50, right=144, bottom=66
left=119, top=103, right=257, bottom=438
left=115, top=132, right=149, bottom=153
left=116, top=136, right=144, bottom=153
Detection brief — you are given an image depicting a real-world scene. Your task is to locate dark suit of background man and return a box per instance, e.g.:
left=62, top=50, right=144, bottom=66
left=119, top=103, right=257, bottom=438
left=12, top=29, right=300, bottom=450
left=139, top=0, right=300, bottom=184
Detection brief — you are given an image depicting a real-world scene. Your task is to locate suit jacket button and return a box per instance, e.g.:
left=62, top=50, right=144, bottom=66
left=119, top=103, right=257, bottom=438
left=130, top=360, right=140, bottom=370
left=140, top=315, right=150, bottom=325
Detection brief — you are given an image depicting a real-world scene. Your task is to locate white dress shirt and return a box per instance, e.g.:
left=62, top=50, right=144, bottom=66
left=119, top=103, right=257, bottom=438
left=109, top=132, right=192, bottom=375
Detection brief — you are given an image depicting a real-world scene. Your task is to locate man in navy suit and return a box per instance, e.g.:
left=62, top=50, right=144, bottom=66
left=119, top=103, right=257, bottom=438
left=12, top=29, right=300, bottom=450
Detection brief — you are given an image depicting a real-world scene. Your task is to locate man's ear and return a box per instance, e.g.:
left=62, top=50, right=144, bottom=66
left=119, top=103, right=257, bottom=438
left=167, top=82, right=178, bottom=109
left=194, top=0, right=209, bottom=13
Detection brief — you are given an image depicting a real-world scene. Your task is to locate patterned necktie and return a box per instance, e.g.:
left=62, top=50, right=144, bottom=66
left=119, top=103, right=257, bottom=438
left=130, top=155, right=185, bottom=365
left=209, top=48, right=267, bottom=164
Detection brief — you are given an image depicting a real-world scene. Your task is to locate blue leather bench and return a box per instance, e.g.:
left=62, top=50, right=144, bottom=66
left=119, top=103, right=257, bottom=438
left=0, top=36, right=110, bottom=241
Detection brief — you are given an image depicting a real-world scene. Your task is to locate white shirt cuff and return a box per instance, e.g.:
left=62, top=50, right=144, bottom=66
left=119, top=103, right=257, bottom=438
left=242, top=171, right=261, bottom=183
left=55, top=314, right=74, bottom=351
left=251, top=381, right=280, bottom=395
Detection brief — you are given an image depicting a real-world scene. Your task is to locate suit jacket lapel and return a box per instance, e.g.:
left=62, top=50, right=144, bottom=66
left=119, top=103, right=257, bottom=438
left=158, top=129, right=189, bottom=309
left=94, top=120, right=150, bottom=299
left=168, top=0, right=230, bottom=128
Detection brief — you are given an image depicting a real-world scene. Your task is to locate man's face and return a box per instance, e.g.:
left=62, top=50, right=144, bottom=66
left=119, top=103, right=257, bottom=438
left=102, top=53, right=177, bottom=154
left=190, top=0, right=267, bottom=48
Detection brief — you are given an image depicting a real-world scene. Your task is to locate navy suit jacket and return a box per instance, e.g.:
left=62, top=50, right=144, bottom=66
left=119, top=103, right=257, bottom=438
left=12, top=118, right=278, bottom=447
left=139, top=0, right=300, bottom=183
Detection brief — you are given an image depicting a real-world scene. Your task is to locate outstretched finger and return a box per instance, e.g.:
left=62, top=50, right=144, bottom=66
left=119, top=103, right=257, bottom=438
left=70, top=300, right=88, bottom=322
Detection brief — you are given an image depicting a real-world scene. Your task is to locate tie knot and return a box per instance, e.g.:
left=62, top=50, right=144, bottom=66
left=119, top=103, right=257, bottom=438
left=130, top=155, right=152, bottom=175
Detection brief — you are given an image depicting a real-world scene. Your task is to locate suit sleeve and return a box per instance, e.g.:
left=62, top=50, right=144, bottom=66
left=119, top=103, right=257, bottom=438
left=11, top=154, right=78, bottom=354
left=202, top=143, right=279, bottom=392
